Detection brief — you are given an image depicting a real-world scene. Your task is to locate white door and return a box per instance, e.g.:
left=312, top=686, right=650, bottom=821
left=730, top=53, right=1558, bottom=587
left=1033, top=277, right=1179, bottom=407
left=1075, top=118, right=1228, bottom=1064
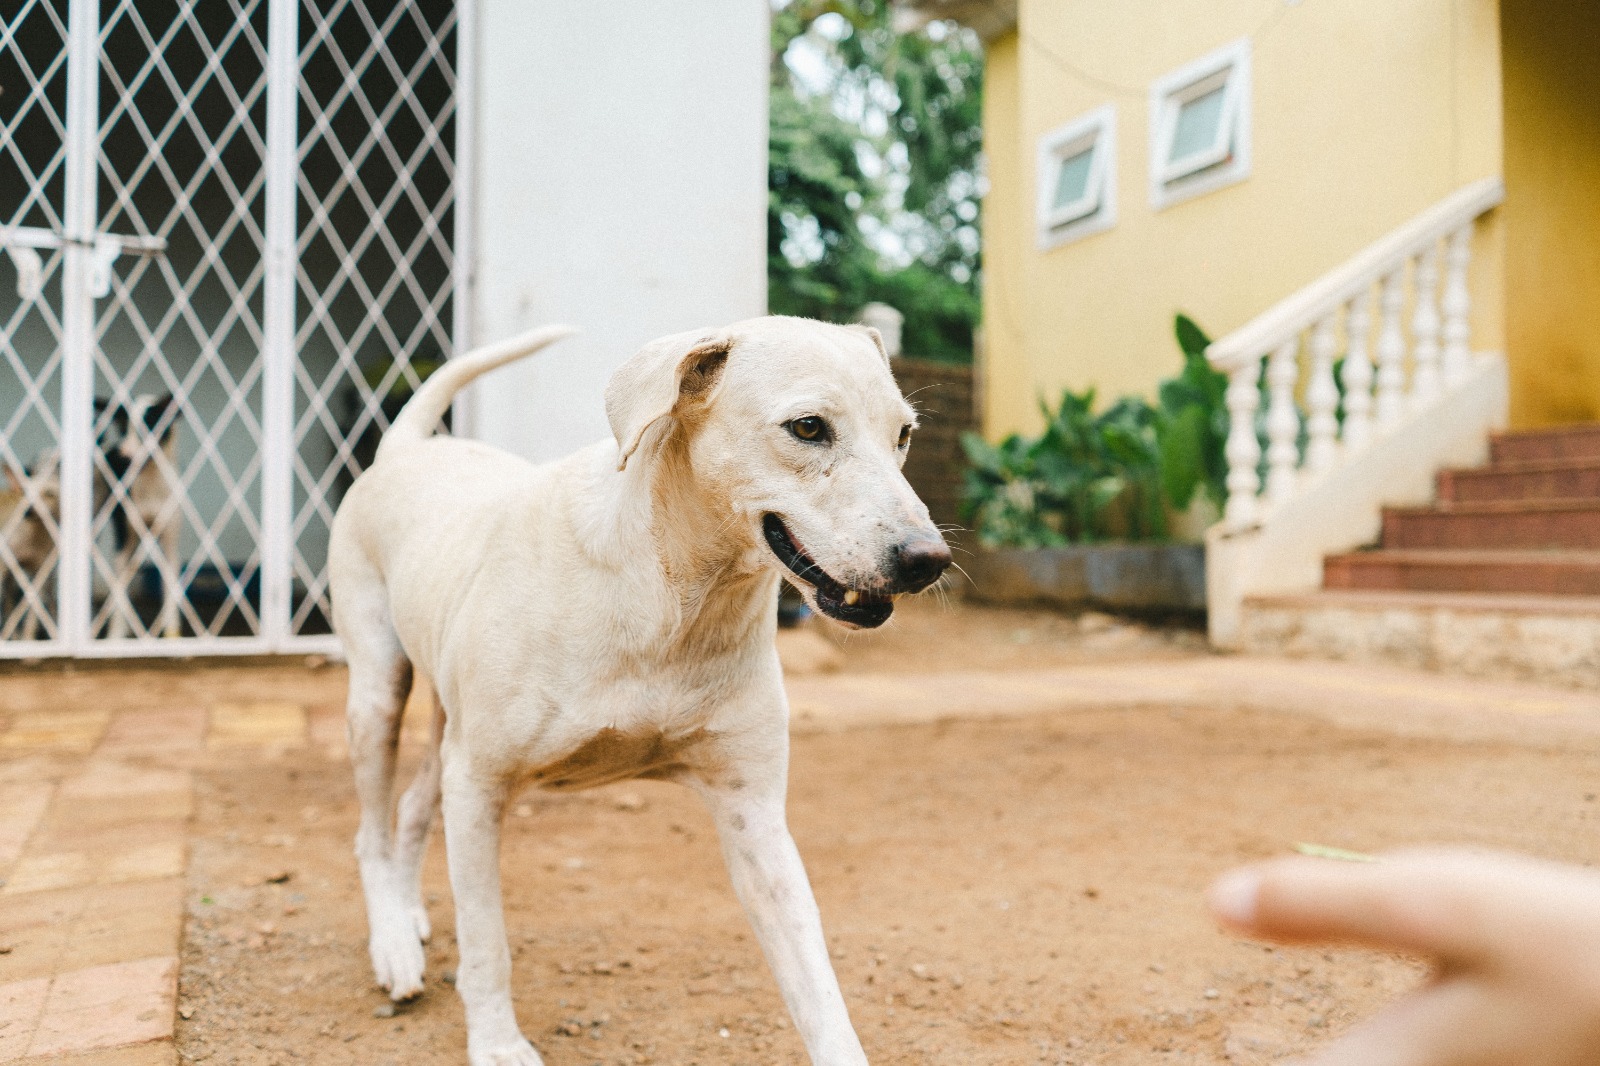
left=0, top=0, right=468, bottom=657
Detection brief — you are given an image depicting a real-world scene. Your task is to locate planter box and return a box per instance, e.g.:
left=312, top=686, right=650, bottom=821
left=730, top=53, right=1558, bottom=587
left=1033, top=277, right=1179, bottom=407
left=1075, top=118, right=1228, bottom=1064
left=965, top=544, right=1206, bottom=613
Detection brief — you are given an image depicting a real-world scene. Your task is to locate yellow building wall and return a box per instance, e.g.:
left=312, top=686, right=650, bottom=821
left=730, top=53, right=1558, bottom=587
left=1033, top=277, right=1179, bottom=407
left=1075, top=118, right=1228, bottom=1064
left=978, top=32, right=1024, bottom=436
left=1501, top=0, right=1600, bottom=427
left=982, top=0, right=1505, bottom=439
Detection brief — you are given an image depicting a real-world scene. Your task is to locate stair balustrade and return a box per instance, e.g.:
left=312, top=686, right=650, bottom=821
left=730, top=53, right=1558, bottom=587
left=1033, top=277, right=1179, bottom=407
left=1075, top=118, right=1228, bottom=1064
left=1204, top=178, right=1508, bottom=646
left=1208, top=178, right=1504, bottom=531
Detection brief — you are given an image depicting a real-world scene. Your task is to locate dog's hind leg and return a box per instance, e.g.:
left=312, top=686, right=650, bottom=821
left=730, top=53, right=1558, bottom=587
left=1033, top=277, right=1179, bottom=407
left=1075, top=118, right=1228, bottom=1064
left=392, top=688, right=444, bottom=943
left=340, top=584, right=429, bottom=1002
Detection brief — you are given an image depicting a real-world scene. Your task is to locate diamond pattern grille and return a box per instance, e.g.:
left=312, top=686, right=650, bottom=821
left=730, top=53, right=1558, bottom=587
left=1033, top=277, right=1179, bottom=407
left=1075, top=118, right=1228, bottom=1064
left=0, top=0, right=460, bottom=654
left=0, top=0, right=68, bottom=233
left=90, top=0, right=270, bottom=640
left=291, top=0, right=457, bottom=635
left=0, top=0, right=68, bottom=642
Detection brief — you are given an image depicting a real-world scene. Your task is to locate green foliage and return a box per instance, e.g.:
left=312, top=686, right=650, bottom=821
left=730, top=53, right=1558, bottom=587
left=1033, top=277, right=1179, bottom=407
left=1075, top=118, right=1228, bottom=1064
left=1157, top=313, right=1229, bottom=510
left=960, top=313, right=1233, bottom=547
left=768, top=0, right=982, bottom=363
left=960, top=388, right=1166, bottom=548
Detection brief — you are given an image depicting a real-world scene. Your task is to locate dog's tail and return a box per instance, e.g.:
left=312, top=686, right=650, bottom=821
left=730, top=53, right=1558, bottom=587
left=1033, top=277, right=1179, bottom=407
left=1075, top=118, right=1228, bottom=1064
left=377, top=325, right=578, bottom=461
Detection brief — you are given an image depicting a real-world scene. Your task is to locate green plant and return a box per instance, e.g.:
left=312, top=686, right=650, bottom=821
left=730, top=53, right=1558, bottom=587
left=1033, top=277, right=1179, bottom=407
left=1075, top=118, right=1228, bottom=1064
left=960, top=387, right=1167, bottom=548
left=960, top=312, right=1232, bottom=548
left=1156, top=313, right=1229, bottom=511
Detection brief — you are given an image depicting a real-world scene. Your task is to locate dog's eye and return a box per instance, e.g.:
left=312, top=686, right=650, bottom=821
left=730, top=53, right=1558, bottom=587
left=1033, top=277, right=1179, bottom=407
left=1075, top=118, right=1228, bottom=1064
left=897, top=424, right=912, bottom=449
left=787, top=417, right=830, bottom=444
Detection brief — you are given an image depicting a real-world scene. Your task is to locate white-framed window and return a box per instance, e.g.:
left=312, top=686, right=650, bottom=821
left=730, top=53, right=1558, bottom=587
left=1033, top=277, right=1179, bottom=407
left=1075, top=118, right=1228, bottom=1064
left=1149, top=38, right=1251, bottom=209
left=1036, top=104, right=1116, bottom=250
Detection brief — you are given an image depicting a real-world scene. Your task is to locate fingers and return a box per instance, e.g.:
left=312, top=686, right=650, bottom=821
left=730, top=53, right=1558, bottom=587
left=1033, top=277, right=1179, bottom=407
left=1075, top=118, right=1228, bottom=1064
left=1209, top=848, right=1600, bottom=963
left=1286, top=980, right=1492, bottom=1066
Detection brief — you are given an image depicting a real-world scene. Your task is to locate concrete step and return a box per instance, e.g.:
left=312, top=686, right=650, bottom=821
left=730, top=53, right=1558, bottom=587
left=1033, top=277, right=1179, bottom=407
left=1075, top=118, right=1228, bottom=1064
left=1437, top=457, right=1600, bottom=504
left=1382, top=499, right=1600, bottom=550
left=1324, top=549, right=1600, bottom=596
left=1240, top=589, right=1600, bottom=688
left=1490, top=423, right=1600, bottom=464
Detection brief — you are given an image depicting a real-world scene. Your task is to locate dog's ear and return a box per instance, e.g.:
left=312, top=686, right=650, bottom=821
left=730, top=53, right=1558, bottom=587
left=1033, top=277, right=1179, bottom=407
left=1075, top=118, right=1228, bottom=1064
left=605, top=329, right=733, bottom=471
left=846, top=324, right=891, bottom=367
left=147, top=393, right=175, bottom=426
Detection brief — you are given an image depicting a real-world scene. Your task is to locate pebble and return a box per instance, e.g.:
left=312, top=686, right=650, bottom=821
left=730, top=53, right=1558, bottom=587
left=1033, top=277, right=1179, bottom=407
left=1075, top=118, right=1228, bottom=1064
left=1204, top=988, right=1220, bottom=1000
left=373, top=1003, right=397, bottom=1018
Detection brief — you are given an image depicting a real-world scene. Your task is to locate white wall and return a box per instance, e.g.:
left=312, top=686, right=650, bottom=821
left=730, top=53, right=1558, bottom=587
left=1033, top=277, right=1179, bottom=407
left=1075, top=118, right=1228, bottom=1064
left=465, top=0, right=770, bottom=463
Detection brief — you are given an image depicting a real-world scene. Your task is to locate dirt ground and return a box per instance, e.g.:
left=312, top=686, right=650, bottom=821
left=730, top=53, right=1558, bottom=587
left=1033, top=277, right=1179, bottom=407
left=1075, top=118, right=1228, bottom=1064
left=163, top=602, right=1600, bottom=1065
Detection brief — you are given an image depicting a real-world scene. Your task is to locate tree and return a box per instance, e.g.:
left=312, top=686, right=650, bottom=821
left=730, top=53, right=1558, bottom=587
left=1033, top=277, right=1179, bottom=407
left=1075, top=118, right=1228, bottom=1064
left=768, top=0, right=983, bottom=363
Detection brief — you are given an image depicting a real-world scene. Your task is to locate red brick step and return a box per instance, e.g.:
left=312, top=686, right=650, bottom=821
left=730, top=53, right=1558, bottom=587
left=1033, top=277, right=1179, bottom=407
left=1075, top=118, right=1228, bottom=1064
left=1490, top=423, right=1600, bottom=464
left=1381, top=499, right=1600, bottom=550
left=1324, top=548, right=1600, bottom=596
left=1436, top=458, right=1600, bottom=504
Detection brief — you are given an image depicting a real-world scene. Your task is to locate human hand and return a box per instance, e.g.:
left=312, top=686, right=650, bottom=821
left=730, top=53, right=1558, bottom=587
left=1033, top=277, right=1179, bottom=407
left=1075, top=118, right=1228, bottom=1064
left=1209, top=848, right=1600, bottom=1066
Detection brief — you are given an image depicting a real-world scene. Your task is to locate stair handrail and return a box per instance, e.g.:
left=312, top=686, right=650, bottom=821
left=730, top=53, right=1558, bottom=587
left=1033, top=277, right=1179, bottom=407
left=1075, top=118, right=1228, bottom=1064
left=1206, top=178, right=1504, bottom=372
left=1204, top=178, right=1505, bottom=532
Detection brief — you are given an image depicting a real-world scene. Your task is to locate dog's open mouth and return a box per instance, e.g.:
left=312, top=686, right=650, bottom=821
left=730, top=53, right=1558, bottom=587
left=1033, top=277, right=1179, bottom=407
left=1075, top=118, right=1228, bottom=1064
left=762, top=514, right=894, bottom=628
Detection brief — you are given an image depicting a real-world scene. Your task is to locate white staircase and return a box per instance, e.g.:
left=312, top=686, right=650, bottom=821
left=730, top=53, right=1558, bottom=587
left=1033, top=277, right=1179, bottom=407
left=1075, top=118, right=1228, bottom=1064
left=1204, top=179, right=1509, bottom=648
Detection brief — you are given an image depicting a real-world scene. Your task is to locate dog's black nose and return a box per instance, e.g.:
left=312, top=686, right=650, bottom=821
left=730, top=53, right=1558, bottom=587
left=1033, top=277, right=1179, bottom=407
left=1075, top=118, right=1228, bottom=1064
left=892, top=536, right=952, bottom=592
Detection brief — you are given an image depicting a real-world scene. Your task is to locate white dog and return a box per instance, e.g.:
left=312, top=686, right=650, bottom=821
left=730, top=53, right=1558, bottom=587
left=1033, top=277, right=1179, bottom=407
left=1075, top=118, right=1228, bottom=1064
left=329, top=316, right=951, bottom=1065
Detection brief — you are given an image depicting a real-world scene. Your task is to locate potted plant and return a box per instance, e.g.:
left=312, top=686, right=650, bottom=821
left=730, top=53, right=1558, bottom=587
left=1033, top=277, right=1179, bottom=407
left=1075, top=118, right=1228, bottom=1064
left=957, top=315, right=1227, bottom=615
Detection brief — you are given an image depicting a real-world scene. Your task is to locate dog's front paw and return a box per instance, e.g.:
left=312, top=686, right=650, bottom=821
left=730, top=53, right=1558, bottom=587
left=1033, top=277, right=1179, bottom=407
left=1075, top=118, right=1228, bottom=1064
left=469, top=1036, right=544, bottom=1065
left=369, top=924, right=427, bottom=1001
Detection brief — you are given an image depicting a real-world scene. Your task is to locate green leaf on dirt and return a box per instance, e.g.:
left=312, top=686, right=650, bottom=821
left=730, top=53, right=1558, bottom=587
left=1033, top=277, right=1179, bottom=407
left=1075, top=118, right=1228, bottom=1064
left=1293, top=842, right=1378, bottom=863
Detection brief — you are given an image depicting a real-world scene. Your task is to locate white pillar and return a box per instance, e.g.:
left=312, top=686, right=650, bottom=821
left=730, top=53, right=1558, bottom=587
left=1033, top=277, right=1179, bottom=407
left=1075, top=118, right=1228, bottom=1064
left=1409, top=244, right=1442, bottom=407
left=1339, top=291, right=1373, bottom=450
left=856, top=302, right=904, bottom=358
left=1304, top=315, right=1340, bottom=473
left=1441, top=225, right=1473, bottom=386
left=1223, top=358, right=1263, bottom=531
left=1264, top=339, right=1300, bottom=509
left=466, top=0, right=769, bottom=463
left=1374, top=268, right=1407, bottom=427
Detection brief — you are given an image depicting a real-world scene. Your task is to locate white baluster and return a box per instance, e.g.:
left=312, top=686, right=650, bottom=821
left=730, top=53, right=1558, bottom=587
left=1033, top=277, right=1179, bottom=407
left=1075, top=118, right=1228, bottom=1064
left=1410, top=243, right=1442, bottom=406
left=1264, top=338, right=1300, bottom=509
left=1441, top=224, right=1472, bottom=385
left=1374, top=268, right=1407, bottom=426
left=1340, top=291, right=1374, bottom=450
left=1223, top=357, right=1263, bottom=531
left=1305, top=315, right=1340, bottom=473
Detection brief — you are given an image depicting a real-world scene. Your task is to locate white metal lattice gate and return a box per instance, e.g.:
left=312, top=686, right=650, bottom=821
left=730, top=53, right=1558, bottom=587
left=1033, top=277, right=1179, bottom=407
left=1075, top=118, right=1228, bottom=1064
left=0, top=0, right=469, bottom=657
